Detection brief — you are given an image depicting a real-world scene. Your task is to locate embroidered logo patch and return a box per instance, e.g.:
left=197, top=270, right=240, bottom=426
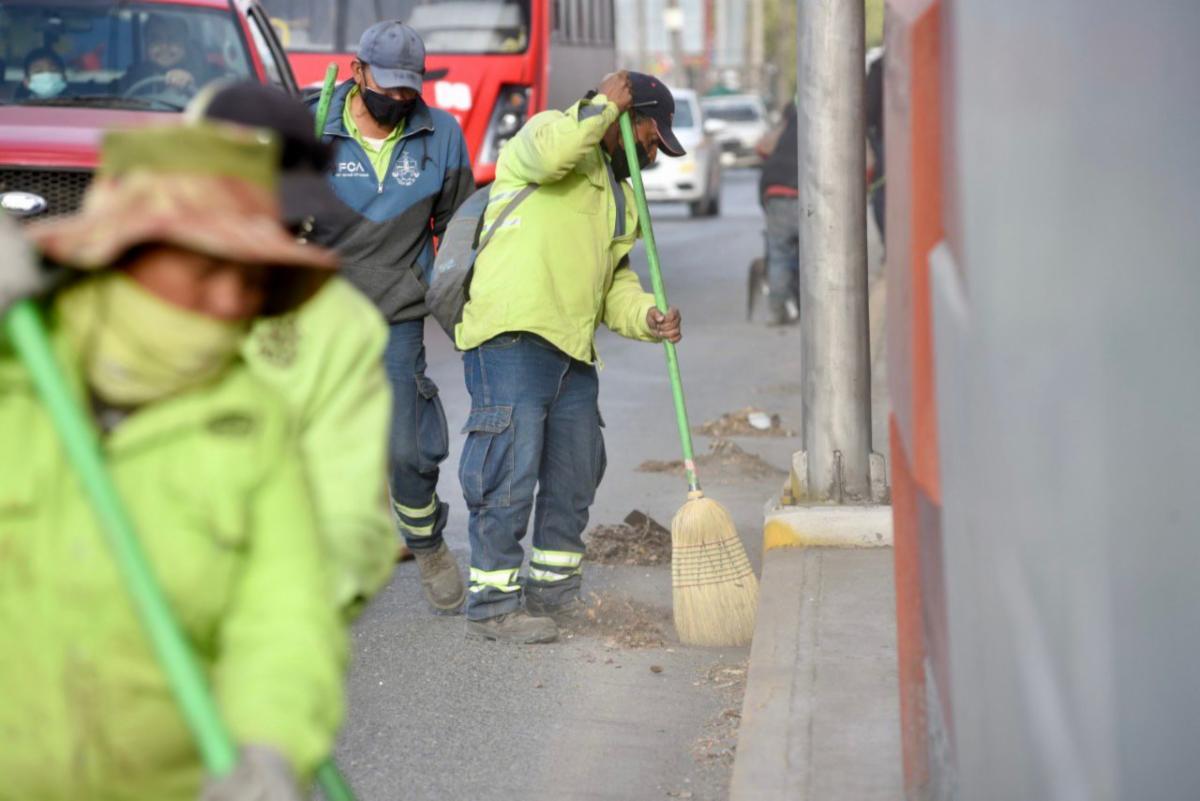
left=393, top=152, right=421, bottom=186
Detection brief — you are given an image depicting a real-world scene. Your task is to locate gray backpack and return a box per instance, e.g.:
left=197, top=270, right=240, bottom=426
left=426, top=183, right=538, bottom=340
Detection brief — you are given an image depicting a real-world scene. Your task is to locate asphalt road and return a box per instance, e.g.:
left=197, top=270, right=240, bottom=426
left=333, top=170, right=807, bottom=801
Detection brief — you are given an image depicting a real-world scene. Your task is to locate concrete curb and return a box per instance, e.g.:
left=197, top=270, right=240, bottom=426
left=763, top=499, right=893, bottom=550
left=730, top=501, right=897, bottom=801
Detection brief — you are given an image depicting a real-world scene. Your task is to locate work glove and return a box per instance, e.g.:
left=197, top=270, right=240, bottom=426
left=199, top=745, right=303, bottom=801
left=0, top=213, right=65, bottom=315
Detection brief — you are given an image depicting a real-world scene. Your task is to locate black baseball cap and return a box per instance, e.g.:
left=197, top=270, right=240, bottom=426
left=628, top=72, right=686, bottom=158
left=190, top=81, right=352, bottom=229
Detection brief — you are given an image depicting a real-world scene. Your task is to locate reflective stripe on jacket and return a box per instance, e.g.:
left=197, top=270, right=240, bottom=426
left=454, top=93, right=658, bottom=361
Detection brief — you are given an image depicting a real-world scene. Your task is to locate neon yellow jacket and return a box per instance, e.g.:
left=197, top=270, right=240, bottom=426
left=0, top=319, right=345, bottom=799
left=455, top=94, right=658, bottom=361
left=243, top=277, right=394, bottom=613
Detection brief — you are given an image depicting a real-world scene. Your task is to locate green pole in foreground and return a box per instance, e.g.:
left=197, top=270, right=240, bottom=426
left=619, top=112, right=700, bottom=494
left=5, top=298, right=361, bottom=797
left=2, top=299, right=240, bottom=777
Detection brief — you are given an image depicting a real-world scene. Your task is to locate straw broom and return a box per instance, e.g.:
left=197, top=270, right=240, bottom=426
left=619, top=113, right=759, bottom=647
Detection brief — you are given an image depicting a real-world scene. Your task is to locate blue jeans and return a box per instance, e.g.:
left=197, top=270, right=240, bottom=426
left=765, top=196, right=801, bottom=320
left=459, top=333, right=607, bottom=621
left=384, top=320, right=449, bottom=551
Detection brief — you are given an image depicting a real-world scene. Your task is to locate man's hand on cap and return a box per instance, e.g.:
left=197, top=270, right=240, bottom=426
left=597, top=71, right=633, bottom=113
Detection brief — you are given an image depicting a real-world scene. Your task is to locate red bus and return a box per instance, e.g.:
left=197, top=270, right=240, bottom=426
left=259, top=0, right=616, bottom=184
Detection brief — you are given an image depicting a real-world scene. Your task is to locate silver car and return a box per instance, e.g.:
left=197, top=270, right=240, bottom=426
left=701, top=94, right=770, bottom=168
left=639, top=89, right=722, bottom=218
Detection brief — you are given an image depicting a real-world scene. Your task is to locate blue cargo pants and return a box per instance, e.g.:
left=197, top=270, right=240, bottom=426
left=459, top=332, right=607, bottom=621
left=385, top=320, right=449, bottom=551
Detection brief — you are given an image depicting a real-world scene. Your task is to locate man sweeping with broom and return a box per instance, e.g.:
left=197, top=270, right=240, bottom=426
left=454, top=71, right=687, bottom=643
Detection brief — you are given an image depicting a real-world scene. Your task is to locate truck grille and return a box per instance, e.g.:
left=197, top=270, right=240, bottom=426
left=0, top=168, right=93, bottom=218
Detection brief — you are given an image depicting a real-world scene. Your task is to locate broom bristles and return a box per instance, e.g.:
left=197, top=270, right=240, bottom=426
left=671, top=495, right=759, bottom=647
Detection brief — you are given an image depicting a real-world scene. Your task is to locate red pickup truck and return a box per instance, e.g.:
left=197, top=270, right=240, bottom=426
left=0, top=0, right=299, bottom=220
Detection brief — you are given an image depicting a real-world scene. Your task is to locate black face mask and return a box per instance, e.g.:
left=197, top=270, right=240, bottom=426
left=360, top=84, right=416, bottom=128
left=610, top=140, right=651, bottom=182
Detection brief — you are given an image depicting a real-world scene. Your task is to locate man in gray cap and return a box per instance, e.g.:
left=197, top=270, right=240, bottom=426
left=311, top=21, right=474, bottom=614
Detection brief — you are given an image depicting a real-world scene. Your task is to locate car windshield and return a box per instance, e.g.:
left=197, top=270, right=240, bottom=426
left=704, top=103, right=762, bottom=123
left=0, top=3, right=254, bottom=111
left=262, top=0, right=530, bottom=55
left=671, top=96, right=695, bottom=129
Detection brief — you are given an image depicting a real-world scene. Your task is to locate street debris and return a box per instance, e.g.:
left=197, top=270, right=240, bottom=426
left=566, top=593, right=671, bottom=649
left=691, top=661, right=749, bottom=767
left=637, top=439, right=785, bottom=482
left=650, top=664, right=664, bottom=674
left=694, top=407, right=794, bottom=438
left=585, top=510, right=672, bottom=565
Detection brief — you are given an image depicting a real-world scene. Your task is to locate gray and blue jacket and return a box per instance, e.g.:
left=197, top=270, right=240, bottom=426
left=310, top=81, right=474, bottom=323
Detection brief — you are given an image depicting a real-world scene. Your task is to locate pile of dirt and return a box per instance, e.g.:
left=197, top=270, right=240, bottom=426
left=569, top=593, right=672, bottom=649
left=585, top=510, right=672, bottom=566
left=694, top=407, right=795, bottom=438
left=637, top=439, right=785, bottom=482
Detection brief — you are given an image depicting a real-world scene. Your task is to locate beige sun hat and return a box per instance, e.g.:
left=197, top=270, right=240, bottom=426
left=25, top=122, right=338, bottom=314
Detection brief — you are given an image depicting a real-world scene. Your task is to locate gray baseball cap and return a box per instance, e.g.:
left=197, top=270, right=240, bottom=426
left=357, top=20, right=425, bottom=91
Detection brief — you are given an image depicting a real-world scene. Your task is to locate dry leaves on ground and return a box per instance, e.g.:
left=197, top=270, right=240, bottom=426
left=694, top=407, right=795, bottom=438
left=637, top=439, right=785, bottom=482
left=585, top=510, right=672, bottom=565
left=569, top=593, right=672, bottom=649
left=691, top=662, right=750, bottom=767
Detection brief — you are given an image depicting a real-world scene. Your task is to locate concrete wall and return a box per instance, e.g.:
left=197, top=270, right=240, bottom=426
left=918, top=1, right=1200, bottom=799
left=753, top=0, right=1196, bottom=792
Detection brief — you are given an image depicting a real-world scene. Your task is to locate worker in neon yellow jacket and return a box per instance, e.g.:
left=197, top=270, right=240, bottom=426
left=0, top=124, right=343, bottom=799
left=193, top=82, right=401, bottom=613
left=455, top=71, right=687, bottom=643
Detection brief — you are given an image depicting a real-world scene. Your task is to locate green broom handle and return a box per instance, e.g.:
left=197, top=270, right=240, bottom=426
left=314, top=63, right=339, bottom=136
left=619, top=112, right=700, bottom=494
left=2, top=299, right=239, bottom=776
left=4, top=298, right=360, bottom=799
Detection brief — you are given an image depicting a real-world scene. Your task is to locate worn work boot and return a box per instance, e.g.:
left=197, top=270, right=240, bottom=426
left=412, top=542, right=466, bottom=612
left=466, top=611, right=559, bottom=644
left=524, top=595, right=589, bottom=629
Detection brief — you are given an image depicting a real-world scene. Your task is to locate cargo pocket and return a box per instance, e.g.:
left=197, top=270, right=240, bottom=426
left=458, top=405, right=515, bottom=509
left=415, top=374, right=450, bottom=473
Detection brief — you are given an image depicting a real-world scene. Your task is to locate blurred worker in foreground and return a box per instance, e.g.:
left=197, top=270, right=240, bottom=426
left=313, top=20, right=474, bottom=613
left=193, top=80, right=397, bottom=613
left=0, top=124, right=344, bottom=799
left=455, top=71, right=685, bottom=643
left=756, top=100, right=801, bottom=326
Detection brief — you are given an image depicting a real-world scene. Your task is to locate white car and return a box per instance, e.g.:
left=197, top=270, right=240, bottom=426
left=639, top=89, right=722, bottom=218
left=701, top=94, right=770, bottom=168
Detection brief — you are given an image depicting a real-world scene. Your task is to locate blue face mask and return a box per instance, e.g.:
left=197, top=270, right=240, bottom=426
left=28, top=71, right=66, bottom=98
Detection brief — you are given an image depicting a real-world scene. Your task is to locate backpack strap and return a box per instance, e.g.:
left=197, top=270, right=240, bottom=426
left=476, top=184, right=539, bottom=255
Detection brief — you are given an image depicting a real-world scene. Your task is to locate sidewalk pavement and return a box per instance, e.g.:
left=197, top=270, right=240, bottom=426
left=731, top=544, right=901, bottom=801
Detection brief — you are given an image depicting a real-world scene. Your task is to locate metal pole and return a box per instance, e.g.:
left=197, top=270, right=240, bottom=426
left=634, top=0, right=647, bottom=72
left=796, top=0, right=871, bottom=502
left=748, top=0, right=765, bottom=93
left=666, top=0, right=687, bottom=87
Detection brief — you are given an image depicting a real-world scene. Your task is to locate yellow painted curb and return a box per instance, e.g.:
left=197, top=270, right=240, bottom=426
left=763, top=506, right=893, bottom=551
